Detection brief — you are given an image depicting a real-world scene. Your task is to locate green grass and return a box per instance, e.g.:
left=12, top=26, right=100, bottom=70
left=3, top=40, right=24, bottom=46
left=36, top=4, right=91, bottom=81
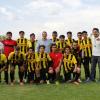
left=0, top=66, right=100, bottom=100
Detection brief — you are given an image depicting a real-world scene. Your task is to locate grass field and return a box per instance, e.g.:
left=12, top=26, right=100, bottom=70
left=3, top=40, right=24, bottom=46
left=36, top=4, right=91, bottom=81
left=0, top=67, right=100, bottom=100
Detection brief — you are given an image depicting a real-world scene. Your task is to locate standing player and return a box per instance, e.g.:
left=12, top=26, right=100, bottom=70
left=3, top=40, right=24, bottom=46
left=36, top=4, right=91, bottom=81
left=56, top=35, right=67, bottom=53
left=63, top=46, right=80, bottom=85
left=17, top=31, right=29, bottom=82
left=8, top=46, right=26, bottom=85
left=3, top=32, right=17, bottom=84
left=66, top=31, right=74, bottom=47
left=28, top=33, right=36, bottom=52
left=82, top=31, right=92, bottom=81
left=49, top=44, right=63, bottom=84
left=50, top=31, right=59, bottom=43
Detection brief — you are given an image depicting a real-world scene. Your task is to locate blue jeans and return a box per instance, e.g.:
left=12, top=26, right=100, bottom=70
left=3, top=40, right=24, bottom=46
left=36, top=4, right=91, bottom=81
left=90, top=56, right=100, bottom=81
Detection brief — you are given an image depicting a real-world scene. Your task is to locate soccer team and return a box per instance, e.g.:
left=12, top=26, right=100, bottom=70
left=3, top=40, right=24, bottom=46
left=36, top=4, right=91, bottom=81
left=0, top=28, right=100, bottom=85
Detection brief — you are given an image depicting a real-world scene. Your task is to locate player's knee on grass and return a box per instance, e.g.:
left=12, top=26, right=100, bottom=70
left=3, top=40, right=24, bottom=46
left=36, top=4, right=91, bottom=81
left=76, top=67, right=81, bottom=74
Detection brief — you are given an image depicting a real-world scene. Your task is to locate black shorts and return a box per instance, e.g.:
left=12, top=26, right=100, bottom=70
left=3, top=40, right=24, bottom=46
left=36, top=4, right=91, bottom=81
left=10, top=62, right=24, bottom=68
left=0, top=64, right=5, bottom=69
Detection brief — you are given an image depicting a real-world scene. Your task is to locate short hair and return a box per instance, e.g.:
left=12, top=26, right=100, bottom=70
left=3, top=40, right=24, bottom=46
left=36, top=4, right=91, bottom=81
left=28, top=47, right=33, bottom=51
left=52, top=31, right=57, bottom=35
left=6, top=32, right=12, bottom=35
left=67, top=31, right=72, bottom=35
left=64, top=45, right=71, bottom=51
left=59, top=35, right=65, bottom=39
left=77, top=32, right=82, bottom=35
left=19, top=31, right=25, bottom=34
left=30, top=33, right=35, bottom=37
left=39, top=45, right=45, bottom=49
left=15, top=46, right=20, bottom=51
left=82, top=31, right=87, bottom=34
left=93, top=28, right=99, bottom=33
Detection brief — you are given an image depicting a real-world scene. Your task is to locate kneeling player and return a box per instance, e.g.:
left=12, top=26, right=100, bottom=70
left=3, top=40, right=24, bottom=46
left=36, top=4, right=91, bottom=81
left=63, top=46, right=80, bottom=85
left=8, top=46, right=25, bottom=85
left=0, top=49, right=7, bottom=83
left=26, top=47, right=39, bottom=84
left=49, top=44, right=63, bottom=85
left=37, top=45, right=52, bottom=84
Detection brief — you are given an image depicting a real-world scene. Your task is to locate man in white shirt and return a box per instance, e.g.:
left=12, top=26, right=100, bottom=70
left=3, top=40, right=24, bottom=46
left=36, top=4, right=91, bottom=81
left=90, top=28, right=100, bottom=81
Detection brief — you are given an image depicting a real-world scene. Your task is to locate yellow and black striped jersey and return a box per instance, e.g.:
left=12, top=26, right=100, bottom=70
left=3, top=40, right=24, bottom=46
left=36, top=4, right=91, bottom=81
left=56, top=41, right=67, bottom=53
left=66, top=38, right=74, bottom=47
left=37, top=52, right=52, bottom=69
left=63, top=53, right=77, bottom=71
left=26, top=53, right=39, bottom=72
left=82, top=38, right=92, bottom=57
left=50, top=38, right=59, bottom=43
left=77, top=39, right=83, bottom=50
left=0, top=54, right=7, bottom=64
left=8, top=52, right=26, bottom=63
left=28, top=40, right=37, bottom=51
left=17, top=38, right=29, bottom=53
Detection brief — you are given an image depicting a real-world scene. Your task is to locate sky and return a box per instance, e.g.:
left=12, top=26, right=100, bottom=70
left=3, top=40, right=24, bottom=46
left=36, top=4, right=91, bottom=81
left=0, top=0, right=100, bottom=39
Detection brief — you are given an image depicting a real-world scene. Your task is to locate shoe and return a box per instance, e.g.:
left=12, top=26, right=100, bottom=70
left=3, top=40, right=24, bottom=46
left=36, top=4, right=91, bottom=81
left=77, top=79, right=82, bottom=83
left=73, top=81, right=80, bottom=85
left=20, top=82, right=24, bottom=86
left=55, top=81, right=60, bottom=85
left=11, top=82, right=14, bottom=86
left=47, top=80, right=50, bottom=85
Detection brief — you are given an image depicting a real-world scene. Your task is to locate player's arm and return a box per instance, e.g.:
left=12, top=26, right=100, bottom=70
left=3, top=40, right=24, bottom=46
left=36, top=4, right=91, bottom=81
left=72, top=56, right=77, bottom=72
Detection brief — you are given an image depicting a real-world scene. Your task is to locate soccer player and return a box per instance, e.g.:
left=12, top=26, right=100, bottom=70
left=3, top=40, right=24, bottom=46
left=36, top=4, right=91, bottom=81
left=49, top=44, right=63, bottom=84
left=56, top=35, right=67, bottom=53
left=8, top=46, right=26, bottom=85
left=37, top=45, right=52, bottom=84
left=51, top=31, right=59, bottom=43
left=26, top=47, right=38, bottom=84
left=72, top=41, right=82, bottom=82
left=3, top=32, right=17, bottom=84
left=66, top=31, right=74, bottom=47
left=63, top=46, right=80, bottom=85
left=82, top=31, right=92, bottom=81
left=28, top=33, right=36, bottom=52
left=0, top=49, right=7, bottom=83
left=17, top=31, right=29, bottom=82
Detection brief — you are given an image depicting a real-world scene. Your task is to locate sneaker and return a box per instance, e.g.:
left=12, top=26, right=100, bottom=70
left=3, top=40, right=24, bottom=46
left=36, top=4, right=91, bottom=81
left=55, top=81, right=60, bottom=85
left=47, top=80, right=50, bottom=85
left=73, top=81, right=80, bottom=85
left=20, top=82, right=24, bottom=86
left=77, top=79, right=82, bottom=83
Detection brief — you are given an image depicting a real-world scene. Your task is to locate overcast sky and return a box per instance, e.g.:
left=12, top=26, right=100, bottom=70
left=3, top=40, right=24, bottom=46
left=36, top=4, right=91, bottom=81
left=0, top=0, right=100, bottom=39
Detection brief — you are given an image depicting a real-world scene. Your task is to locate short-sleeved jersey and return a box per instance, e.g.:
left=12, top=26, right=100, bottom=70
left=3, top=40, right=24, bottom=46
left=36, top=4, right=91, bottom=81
left=26, top=53, right=38, bottom=72
left=37, top=52, right=52, bottom=69
left=3, top=39, right=17, bottom=57
left=8, top=52, right=25, bottom=63
left=49, top=52, right=63, bottom=70
left=28, top=40, right=37, bottom=52
left=56, top=41, right=67, bottom=53
left=17, top=38, right=29, bottom=53
left=82, top=37, right=92, bottom=57
left=63, top=54, right=77, bottom=71
left=66, top=38, right=74, bottom=47
left=50, top=38, right=59, bottom=43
